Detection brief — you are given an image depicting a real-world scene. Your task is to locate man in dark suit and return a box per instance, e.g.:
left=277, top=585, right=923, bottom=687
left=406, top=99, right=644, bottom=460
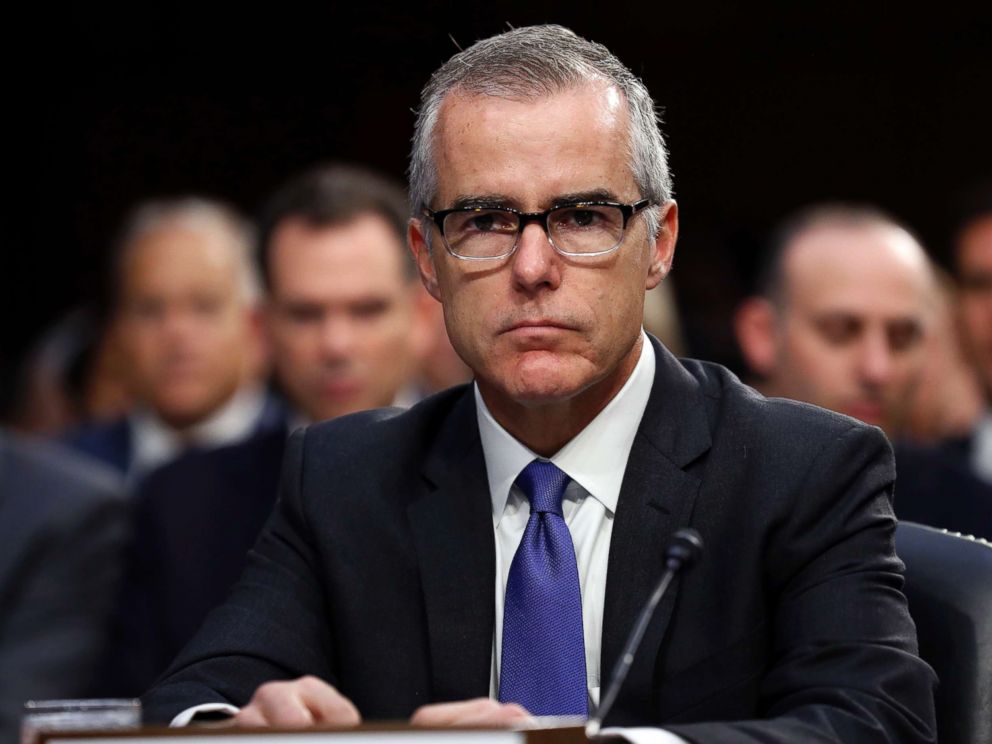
left=0, top=430, right=128, bottom=742
left=63, top=198, right=273, bottom=480
left=896, top=190, right=992, bottom=538
left=144, top=25, right=936, bottom=741
left=105, top=166, right=434, bottom=695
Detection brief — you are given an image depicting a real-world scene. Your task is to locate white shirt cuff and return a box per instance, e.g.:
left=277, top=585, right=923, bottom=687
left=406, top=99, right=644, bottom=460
left=600, top=727, right=689, bottom=744
left=170, top=703, right=240, bottom=727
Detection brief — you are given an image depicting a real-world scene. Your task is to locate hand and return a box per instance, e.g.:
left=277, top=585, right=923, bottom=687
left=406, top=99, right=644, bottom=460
left=232, top=676, right=361, bottom=728
left=410, top=698, right=533, bottom=728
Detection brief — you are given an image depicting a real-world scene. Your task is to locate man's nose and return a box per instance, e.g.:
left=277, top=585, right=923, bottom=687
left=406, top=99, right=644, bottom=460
left=509, top=222, right=562, bottom=292
left=857, top=332, right=895, bottom=386
left=318, top=315, right=356, bottom=359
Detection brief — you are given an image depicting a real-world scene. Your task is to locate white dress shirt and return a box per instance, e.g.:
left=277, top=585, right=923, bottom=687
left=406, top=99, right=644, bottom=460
left=129, top=384, right=268, bottom=482
left=973, top=411, right=992, bottom=486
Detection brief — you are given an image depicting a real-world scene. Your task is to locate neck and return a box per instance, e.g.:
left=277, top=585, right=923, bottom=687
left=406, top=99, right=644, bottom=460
left=478, top=335, right=643, bottom=456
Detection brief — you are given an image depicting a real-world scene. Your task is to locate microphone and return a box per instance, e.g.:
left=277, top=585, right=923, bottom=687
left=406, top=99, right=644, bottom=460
left=586, top=528, right=703, bottom=738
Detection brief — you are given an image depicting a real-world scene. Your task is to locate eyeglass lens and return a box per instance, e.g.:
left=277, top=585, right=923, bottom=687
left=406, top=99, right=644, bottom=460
left=443, top=205, right=626, bottom=258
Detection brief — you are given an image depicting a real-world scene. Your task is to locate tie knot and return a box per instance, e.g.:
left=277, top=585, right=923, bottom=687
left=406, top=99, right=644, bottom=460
left=515, top=460, right=570, bottom=516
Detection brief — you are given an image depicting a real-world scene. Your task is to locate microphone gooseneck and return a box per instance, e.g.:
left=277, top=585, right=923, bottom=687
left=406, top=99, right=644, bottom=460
left=585, top=528, right=704, bottom=738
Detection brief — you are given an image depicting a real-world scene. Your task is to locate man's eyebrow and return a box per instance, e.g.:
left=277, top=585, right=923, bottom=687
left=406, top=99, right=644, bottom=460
left=553, top=190, right=620, bottom=206
left=449, top=194, right=519, bottom=210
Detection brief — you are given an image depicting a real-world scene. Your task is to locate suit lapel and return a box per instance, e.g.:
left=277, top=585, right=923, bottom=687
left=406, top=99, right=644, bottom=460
left=407, top=390, right=495, bottom=702
left=601, top=337, right=711, bottom=724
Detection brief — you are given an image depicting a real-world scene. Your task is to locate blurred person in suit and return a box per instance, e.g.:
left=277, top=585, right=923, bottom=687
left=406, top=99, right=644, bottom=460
left=896, top=189, right=992, bottom=537
left=901, top=270, right=984, bottom=445
left=952, top=189, right=992, bottom=483
left=6, top=307, right=132, bottom=436
left=104, top=165, right=434, bottom=695
left=734, top=204, right=937, bottom=439
left=0, top=429, right=127, bottom=742
left=63, top=198, right=274, bottom=481
left=734, top=203, right=992, bottom=539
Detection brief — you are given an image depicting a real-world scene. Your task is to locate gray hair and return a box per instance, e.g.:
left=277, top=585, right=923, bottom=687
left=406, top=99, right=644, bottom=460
left=115, top=197, right=261, bottom=304
left=409, top=24, right=672, bottom=242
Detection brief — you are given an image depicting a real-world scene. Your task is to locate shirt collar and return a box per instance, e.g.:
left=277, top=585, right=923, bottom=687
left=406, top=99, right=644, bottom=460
left=476, top=331, right=656, bottom=525
left=129, top=384, right=268, bottom=475
left=973, top=409, right=992, bottom=484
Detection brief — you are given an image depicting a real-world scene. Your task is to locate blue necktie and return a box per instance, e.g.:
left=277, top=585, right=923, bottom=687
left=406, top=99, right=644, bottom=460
left=499, top=460, right=588, bottom=716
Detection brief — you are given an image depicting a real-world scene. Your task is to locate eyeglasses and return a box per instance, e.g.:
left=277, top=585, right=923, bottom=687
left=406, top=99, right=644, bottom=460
left=423, top=199, right=654, bottom=260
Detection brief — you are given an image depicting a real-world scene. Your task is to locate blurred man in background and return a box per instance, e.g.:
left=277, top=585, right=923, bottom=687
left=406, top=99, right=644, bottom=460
left=734, top=204, right=936, bottom=439
left=0, top=429, right=127, bottom=742
left=106, top=165, right=436, bottom=695
left=954, top=192, right=992, bottom=484
left=896, top=190, right=992, bottom=538
left=734, top=202, right=992, bottom=539
left=258, top=165, right=435, bottom=420
left=63, top=199, right=273, bottom=480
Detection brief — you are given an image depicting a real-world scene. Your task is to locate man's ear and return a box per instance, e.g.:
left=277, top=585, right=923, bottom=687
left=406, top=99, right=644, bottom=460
left=409, top=218, right=442, bottom=301
left=734, top=297, right=779, bottom=377
left=646, top=201, right=678, bottom=290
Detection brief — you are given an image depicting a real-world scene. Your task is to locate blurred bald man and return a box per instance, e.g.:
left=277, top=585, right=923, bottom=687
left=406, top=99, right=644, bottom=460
left=64, top=199, right=275, bottom=480
left=735, top=204, right=936, bottom=439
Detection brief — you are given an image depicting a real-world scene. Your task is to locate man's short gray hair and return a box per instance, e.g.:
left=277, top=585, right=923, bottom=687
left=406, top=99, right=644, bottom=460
left=409, top=24, right=672, bottom=241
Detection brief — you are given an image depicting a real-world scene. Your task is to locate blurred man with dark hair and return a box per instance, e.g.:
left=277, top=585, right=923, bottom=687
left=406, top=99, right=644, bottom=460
left=64, top=198, right=273, bottom=480
left=895, top=188, right=992, bottom=538
left=258, top=164, right=432, bottom=422
left=106, top=165, right=433, bottom=695
left=954, top=189, right=992, bottom=483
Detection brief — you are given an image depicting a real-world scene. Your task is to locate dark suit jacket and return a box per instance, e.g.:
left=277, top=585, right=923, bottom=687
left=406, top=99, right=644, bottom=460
left=62, top=416, right=131, bottom=475
left=895, top=437, right=992, bottom=541
left=103, top=426, right=288, bottom=696
left=144, top=340, right=936, bottom=742
left=0, top=432, right=128, bottom=742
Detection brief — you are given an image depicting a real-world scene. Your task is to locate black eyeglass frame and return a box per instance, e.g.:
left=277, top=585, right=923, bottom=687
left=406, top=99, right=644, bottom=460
left=422, top=198, right=655, bottom=260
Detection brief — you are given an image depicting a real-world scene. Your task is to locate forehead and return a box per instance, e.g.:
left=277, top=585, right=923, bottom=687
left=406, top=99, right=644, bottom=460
left=432, top=82, right=635, bottom=206
left=268, top=214, right=408, bottom=296
left=123, top=223, right=240, bottom=292
left=782, top=223, right=933, bottom=318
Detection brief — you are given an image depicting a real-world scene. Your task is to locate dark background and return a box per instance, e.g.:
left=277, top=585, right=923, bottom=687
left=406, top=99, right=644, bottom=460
left=5, top=1, right=991, bottom=377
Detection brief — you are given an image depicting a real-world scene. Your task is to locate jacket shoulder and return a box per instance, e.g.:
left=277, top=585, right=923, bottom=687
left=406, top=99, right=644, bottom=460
left=679, top=358, right=889, bottom=456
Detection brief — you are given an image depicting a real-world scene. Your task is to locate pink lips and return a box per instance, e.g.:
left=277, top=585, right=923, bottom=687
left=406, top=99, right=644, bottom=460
left=501, top=319, right=573, bottom=334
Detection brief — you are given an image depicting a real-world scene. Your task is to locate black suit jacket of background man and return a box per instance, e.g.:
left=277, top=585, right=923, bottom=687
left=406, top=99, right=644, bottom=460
left=143, top=337, right=936, bottom=743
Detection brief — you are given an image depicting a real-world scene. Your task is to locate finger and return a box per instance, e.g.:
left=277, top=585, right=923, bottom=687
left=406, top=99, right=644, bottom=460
left=250, top=681, right=315, bottom=727
left=411, top=698, right=531, bottom=728
left=231, top=706, right=268, bottom=729
left=460, top=702, right=532, bottom=727
left=295, top=675, right=362, bottom=726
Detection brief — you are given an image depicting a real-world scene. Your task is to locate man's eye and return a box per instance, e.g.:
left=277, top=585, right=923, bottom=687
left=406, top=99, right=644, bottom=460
left=887, top=321, right=923, bottom=352
left=466, top=211, right=515, bottom=233
left=557, top=208, right=600, bottom=228
left=351, top=300, right=390, bottom=320
left=815, top=316, right=861, bottom=345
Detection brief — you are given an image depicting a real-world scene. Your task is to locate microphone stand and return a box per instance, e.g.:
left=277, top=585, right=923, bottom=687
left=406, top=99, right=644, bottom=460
left=586, top=528, right=703, bottom=738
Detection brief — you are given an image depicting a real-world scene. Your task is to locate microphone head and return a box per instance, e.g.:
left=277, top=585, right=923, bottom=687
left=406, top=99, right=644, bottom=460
left=665, top=528, right=704, bottom=571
